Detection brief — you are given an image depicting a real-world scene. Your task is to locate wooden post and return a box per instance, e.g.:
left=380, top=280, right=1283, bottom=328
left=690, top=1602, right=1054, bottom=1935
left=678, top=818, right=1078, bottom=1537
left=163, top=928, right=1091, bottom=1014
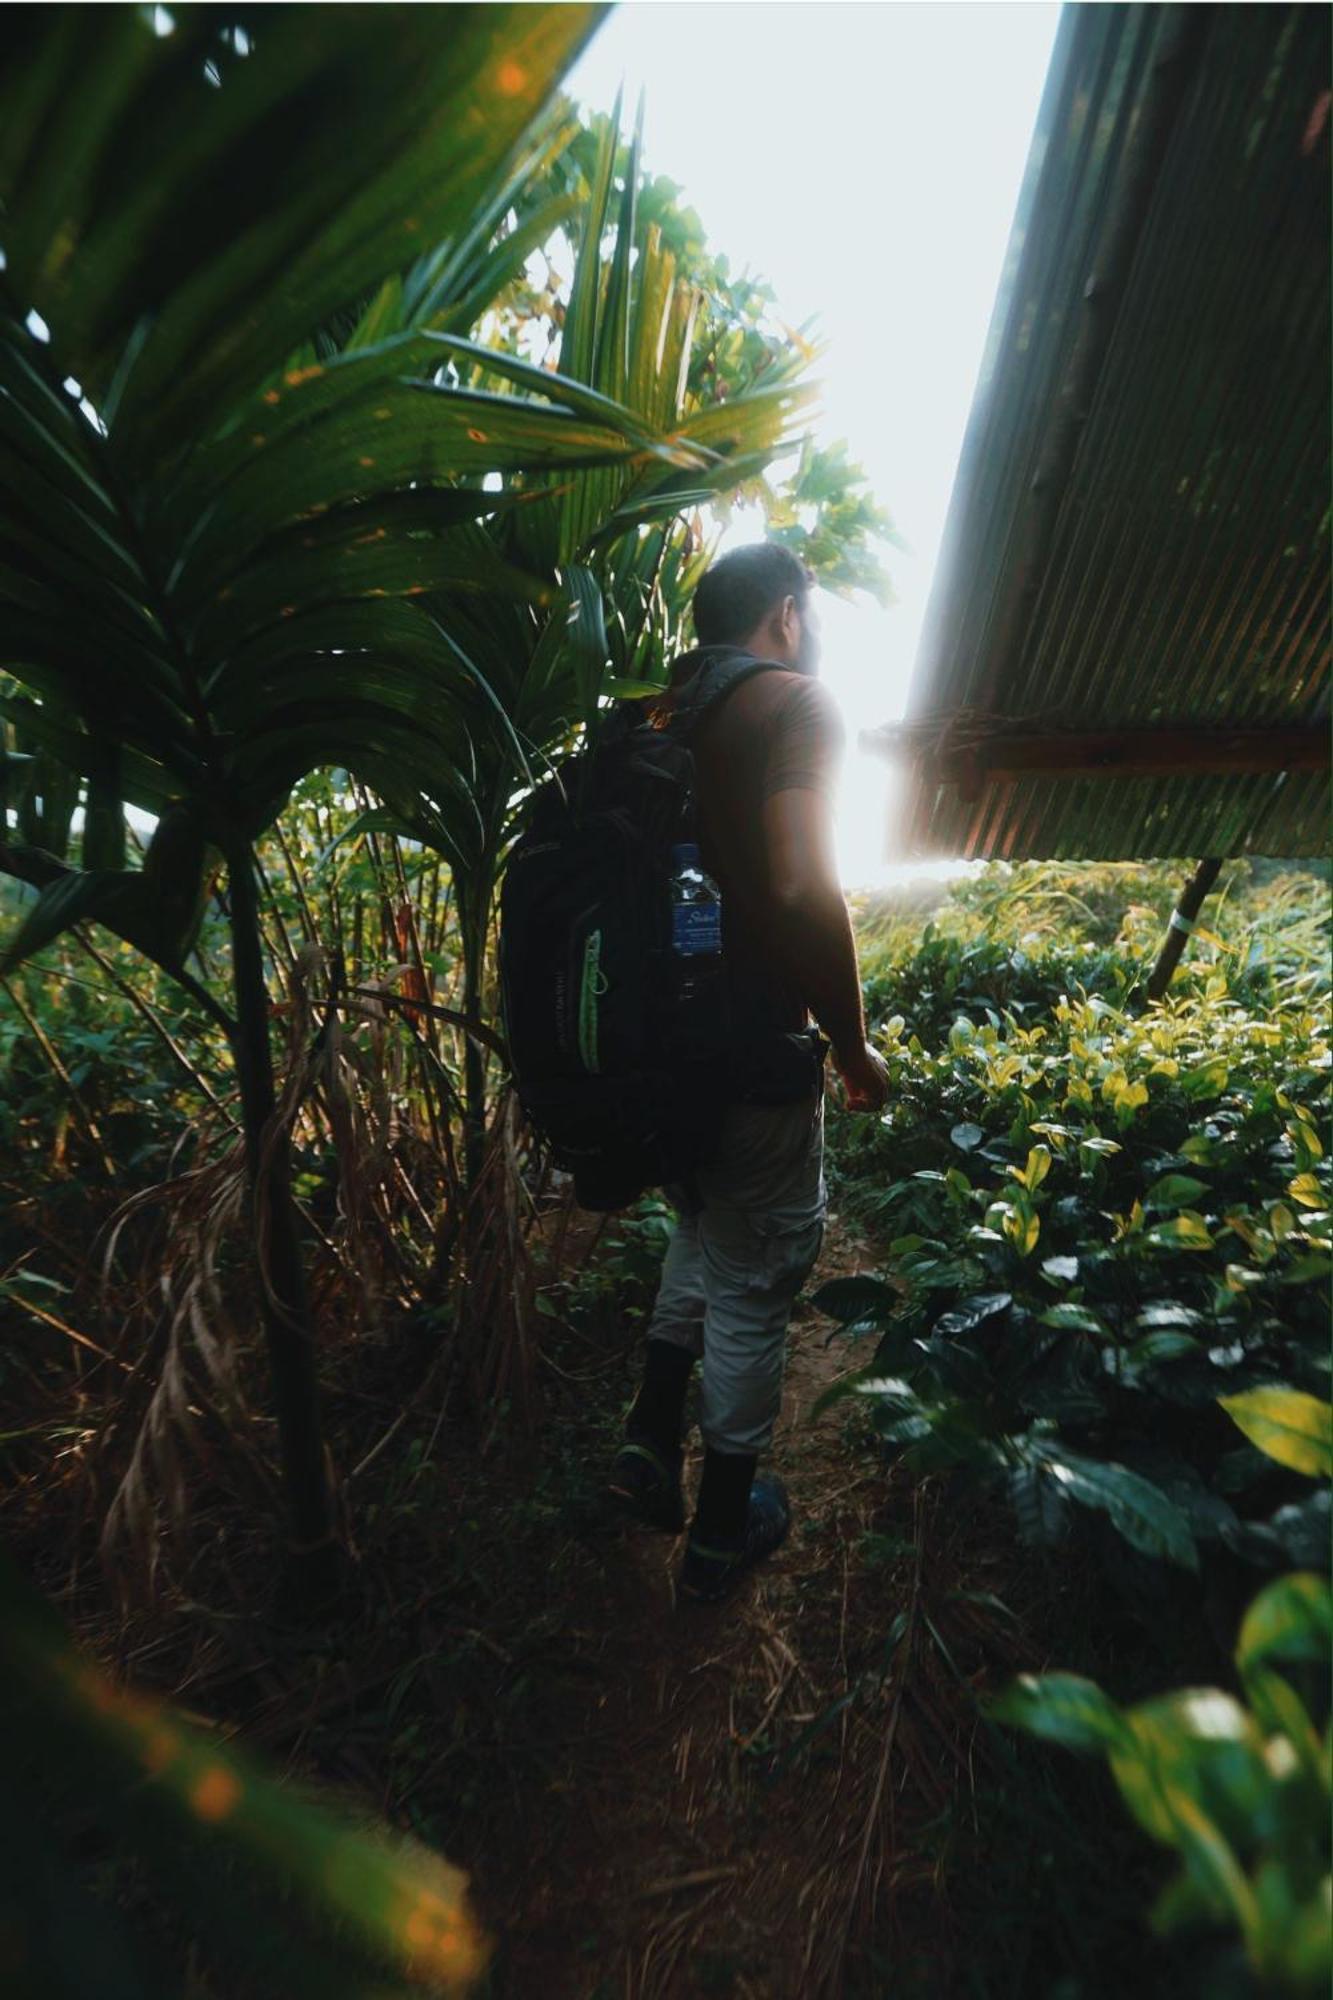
left=1147, top=857, right=1223, bottom=1000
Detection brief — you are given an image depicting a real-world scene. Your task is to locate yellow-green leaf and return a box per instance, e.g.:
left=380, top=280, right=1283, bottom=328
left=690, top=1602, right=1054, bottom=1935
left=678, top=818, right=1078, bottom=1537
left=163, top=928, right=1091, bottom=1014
left=1236, top=1573, right=1332, bottom=1676
left=1001, top=1205, right=1040, bottom=1256
left=1147, top=1211, right=1214, bottom=1252
left=1219, top=1387, right=1333, bottom=1479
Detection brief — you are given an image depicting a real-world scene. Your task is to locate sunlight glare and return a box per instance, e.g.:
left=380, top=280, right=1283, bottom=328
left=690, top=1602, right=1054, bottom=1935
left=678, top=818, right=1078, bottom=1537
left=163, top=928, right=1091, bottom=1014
left=566, top=4, right=1060, bottom=887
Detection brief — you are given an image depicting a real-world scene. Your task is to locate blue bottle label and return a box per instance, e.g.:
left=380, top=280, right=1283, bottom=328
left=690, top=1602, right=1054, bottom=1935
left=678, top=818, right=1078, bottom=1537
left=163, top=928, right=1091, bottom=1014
left=672, top=904, right=721, bottom=956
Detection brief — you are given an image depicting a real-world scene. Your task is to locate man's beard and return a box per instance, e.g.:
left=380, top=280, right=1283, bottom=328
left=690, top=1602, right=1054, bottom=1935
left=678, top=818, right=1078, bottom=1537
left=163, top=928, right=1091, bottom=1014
left=794, top=620, right=821, bottom=678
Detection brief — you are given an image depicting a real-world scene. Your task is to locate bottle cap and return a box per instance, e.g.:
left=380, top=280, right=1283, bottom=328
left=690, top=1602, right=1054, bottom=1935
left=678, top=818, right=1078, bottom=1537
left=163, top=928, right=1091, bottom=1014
left=671, top=842, right=701, bottom=866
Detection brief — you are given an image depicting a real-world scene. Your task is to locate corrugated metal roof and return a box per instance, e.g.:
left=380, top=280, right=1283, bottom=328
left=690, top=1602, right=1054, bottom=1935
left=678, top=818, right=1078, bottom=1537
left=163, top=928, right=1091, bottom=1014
left=872, top=3, right=1331, bottom=861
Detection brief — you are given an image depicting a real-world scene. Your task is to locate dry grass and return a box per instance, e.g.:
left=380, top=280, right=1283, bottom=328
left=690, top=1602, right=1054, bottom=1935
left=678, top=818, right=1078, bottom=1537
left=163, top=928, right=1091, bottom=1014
left=2, top=1189, right=1044, bottom=2000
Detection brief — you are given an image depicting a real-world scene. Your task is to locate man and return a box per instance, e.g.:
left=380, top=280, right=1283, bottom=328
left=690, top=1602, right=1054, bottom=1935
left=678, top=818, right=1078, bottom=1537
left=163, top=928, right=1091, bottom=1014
left=606, top=542, right=891, bottom=1602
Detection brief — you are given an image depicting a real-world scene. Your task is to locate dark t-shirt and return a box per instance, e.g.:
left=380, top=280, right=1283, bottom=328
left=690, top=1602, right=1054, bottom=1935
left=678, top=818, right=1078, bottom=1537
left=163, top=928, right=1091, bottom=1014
left=665, top=647, right=845, bottom=1035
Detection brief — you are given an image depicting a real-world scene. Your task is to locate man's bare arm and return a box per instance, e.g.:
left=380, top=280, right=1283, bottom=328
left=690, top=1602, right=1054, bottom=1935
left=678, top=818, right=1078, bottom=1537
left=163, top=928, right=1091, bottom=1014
left=762, top=788, right=889, bottom=1110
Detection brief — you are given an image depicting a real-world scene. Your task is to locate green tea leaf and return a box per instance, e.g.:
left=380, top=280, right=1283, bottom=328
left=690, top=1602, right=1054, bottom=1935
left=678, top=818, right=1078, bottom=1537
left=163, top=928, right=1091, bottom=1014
left=933, top=1291, right=1012, bottom=1337
left=1145, top=1212, right=1214, bottom=1252
left=1027, top=1443, right=1198, bottom=1569
left=809, top=1274, right=898, bottom=1325
left=990, top=1672, right=1127, bottom=1753
left=1124, top=1331, right=1199, bottom=1368
left=1287, top=1173, right=1325, bottom=1210
left=1038, top=1303, right=1108, bottom=1338
left=1111, top=1689, right=1264, bottom=1849
left=1278, top=1253, right=1333, bottom=1285
left=1182, top=1058, right=1229, bottom=1100
left=1145, top=1174, right=1211, bottom=1210
left=1235, top=1572, right=1333, bottom=1674
left=1135, top=1302, right=1205, bottom=1330
left=1219, top=1387, right=1333, bottom=1479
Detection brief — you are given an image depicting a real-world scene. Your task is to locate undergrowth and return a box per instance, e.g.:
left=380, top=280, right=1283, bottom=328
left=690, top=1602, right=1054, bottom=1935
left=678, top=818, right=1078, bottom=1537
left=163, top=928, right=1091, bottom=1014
left=823, top=858, right=1331, bottom=1999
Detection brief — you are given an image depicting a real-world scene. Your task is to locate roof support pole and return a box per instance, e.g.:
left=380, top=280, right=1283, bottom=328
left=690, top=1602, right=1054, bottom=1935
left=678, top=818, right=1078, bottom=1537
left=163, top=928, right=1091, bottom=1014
left=1146, top=856, right=1222, bottom=1001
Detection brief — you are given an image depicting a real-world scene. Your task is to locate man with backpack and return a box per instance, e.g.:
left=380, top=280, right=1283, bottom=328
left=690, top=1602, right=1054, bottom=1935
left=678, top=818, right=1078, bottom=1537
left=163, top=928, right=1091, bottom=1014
left=605, top=543, right=891, bottom=1602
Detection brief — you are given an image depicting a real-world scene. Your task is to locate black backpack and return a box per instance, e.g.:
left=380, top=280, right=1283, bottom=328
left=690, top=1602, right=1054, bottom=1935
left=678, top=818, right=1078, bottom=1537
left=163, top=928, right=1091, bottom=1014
left=499, top=651, right=817, bottom=1211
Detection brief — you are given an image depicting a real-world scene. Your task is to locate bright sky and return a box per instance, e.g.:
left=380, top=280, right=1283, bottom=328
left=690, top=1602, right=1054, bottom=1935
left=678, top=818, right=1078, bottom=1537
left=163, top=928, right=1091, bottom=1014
left=566, top=1, right=1060, bottom=887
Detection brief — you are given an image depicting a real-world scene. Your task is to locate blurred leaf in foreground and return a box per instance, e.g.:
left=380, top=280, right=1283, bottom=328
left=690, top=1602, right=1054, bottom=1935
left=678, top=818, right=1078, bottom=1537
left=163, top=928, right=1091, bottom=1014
left=0, top=1556, right=488, bottom=1998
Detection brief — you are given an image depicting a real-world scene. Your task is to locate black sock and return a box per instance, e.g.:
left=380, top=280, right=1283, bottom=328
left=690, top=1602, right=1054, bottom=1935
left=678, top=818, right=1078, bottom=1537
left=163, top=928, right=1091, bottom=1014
left=693, top=1448, right=757, bottom=1545
left=628, top=1340, right=696, bottom=1456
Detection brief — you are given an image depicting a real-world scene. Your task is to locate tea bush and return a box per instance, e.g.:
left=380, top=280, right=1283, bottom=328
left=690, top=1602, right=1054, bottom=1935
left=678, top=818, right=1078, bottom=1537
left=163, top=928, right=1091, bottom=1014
left=823, top=862, right=1331, bottom=1995
left=825, top=864, right=1331, bottom=1602
left=994, top=1418, right=1331, bottom=1996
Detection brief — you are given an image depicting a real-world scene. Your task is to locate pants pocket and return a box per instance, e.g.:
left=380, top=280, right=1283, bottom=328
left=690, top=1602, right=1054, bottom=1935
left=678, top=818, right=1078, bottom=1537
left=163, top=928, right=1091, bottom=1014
left=753, top=1211, right=825, bottom=1295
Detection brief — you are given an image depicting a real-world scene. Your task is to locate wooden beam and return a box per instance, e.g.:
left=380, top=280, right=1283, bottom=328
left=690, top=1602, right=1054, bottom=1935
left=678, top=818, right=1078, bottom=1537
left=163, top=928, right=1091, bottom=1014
left=865, top=725, right=1330, bottom=802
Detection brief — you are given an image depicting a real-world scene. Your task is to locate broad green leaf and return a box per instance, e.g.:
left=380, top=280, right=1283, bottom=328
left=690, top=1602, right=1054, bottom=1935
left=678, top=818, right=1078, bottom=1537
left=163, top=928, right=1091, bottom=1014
left=1240, top=1667, right=1326, bottom=1788
left=1287, top=1173, right=1326, bottom=1210
left=1124, top=1331, right=1200, bottom=1368
left=1236, top=1573, right=1333, bottom=1675
left=1038, top=1303, right=1109, bottom=1338
left=1111, top=1689, right=1266, bottom=1851
left=2, top=1553, right=489, bottom=1992
left=1150, top=1866, right=1220, bottom=1938
left=1027, top=1443, right=1198, bottom=1569
left=603, top=678, right=666, bottom=700
left=1135, top=1302, right=1205, bottom=1330
left=810, top=1274, right=899, bottom=1324
left=1145, top=1211, right=1214, bottom=1251
left=1182, top=1058, right=1229, bottom=1100
left=1145, top=1174, right=1211, bottom=1210
left=809, top=1369, right=913, bottom=1422
left=1279, top=1253, right=1333, bottom=1285
left=1146, top=1787, right=1259, bottom=1947
left=990, top=1672, right=1127, bottom=1754
left=950, top=1121, right=984, bottom=1151
left=933, top=1292, right=1012, bottom=1337
left=1220, top=1387, right=1333, bottom=1479
left=1249, top=1855, right=1333, bottom=1989
left=1002, top=1204, right=1040, bottom=1256
left=0, top=866, right=169, bottom=978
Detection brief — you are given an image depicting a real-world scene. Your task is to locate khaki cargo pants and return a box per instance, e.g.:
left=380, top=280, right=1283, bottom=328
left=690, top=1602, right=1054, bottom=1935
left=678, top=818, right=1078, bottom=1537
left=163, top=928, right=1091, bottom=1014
left=645, top=1091, right=827, bottom=1455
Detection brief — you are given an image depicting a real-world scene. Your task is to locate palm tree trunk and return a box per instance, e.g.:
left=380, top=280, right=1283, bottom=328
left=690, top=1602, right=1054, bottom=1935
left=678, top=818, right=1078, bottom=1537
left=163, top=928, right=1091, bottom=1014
left=459, top=885, right=490, bottom=1193
left=225, top=841, right=334, bottom=1573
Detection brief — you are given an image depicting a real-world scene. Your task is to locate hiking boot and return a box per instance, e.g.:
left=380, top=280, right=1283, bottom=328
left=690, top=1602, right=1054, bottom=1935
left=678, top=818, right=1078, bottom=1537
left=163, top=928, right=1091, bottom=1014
left=678, top=1476, right=791, bottom=1603
left=605, top=1434, right=686, bottom=1533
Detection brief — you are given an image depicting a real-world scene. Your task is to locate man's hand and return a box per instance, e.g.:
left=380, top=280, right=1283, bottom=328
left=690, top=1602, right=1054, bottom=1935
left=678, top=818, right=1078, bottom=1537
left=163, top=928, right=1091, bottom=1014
left=834, top=1040, right=891, bottom=1114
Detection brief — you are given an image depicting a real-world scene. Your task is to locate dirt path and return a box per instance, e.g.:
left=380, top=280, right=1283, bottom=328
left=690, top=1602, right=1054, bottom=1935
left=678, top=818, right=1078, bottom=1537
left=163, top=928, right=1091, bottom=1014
left=487, top=1213, right=947, bottom=2000
left=23, top=1197, right=1005, bottom=2000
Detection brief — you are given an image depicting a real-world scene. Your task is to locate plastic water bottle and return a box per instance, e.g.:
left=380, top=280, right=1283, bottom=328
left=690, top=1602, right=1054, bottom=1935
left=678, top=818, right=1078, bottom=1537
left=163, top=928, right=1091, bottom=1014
left=669, top=842, right=722, bottom=1009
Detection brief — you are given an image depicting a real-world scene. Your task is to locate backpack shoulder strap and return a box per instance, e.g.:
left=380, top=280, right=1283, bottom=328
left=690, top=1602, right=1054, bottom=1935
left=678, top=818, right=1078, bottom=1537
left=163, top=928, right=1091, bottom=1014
left=667, top=651, right=790, bottom=743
